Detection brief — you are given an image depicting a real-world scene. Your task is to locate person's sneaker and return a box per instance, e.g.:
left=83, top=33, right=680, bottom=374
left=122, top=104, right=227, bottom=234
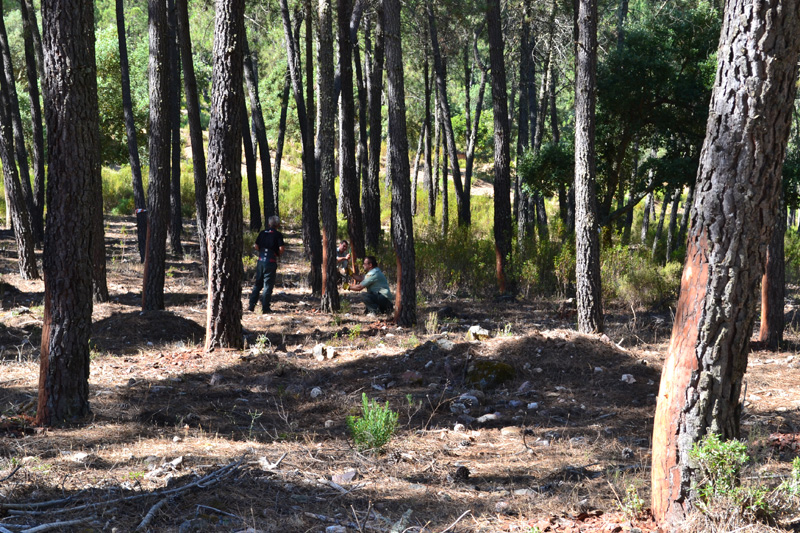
left=263, top=307, right=272, bottom=314
left=248, top=306, right=255, bottom=312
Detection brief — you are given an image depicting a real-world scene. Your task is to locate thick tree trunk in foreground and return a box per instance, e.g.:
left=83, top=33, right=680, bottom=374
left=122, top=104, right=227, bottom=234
left=118, top=0, right=147, bottom=263
left=364, top=9, right=384, bottom=252
left=0, top=26, right=38, bottom=280
left=142, top=0, right=171, bottom=311
left=37, top=0, right=98, bottom=425
left=652, top=0, right=800, bottom=523
left=574, top=0, right=603, bottom=333
left=176, top=0, right=208, bottom=274
left=19, top=0, right=45, bottom=239
left=205, top=0, right=245, bottom=350
left=318, top=0, right=339, bottom=313
left=486, top=0, right=512, bottom=294
left=384, top=0, right=415, bottom=327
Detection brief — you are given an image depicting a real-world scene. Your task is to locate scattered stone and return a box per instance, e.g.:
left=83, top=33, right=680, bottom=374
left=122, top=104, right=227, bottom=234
left=209, top=373, right=224, bottom=386
left=465, top=325, right=491, bottom=341
left=501, top=426, right=521, bottom=436
left=326, top=346, right=336, bottom=360
left=594, top=367, right=603, bottom=373
left=452, top=465, right=470, bottom=482
left=69, top=452, right=93, bottom=464
left=173, top=436, right=181, bottom=443
left=324, top=420, right=335, bottom=429
left=400, top=371, right=424, bottom=384
left=508, top=400, right=522, bottom=409
left=313, top=344, right=325, bottom=362
left=169, top=456, right=184, bottom=469
left=453, top=423, right=466, bottom=432
left=372, top=384, right=385, bottom=392
left=532, top=367, right=543, bottom=373
left=459, top=394, right=480, bottom=407
left=495, top=501, right=512, bottom=514
left=436, top=338, right=455, bottom=351
left=620, top=374, right=636, bottom=384
left=450, top=402, right=468, bottom=415
left=514, top=488, right=537, bottom=497
left=622, top=447, right=634, bottom=459
left=332, top=470, right=357, bottom=484
left=310, top=387, right=323, bottom=398
left=326, top=527, right=347, bottom=533
left=425, top=360, right=434, bottom=369
left=476, top=412, right=502, bottom=424
left=527, top=402, right=540, bottom=410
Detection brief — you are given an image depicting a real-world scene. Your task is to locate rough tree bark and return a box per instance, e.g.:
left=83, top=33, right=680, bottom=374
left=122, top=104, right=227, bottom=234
left=36, top=0, right=98, bottom=425
left=486, top=0, right=513, bottom=294
left=117, top=0, right=148, bottom=263
left=574, top=0, right=603, bottom=333
left=205, top=0, right=245, bottom=350
left=651, top=0, right=800, bottom=523
left=272, top=67, right=291, bottom=216
left=760, top=201, right=786, bottom=351
left=142, top=0, right=171, bottom=311
left=364, top=8, right=384, bottom=252
left=318, top=0, right=339, bottom=313
left=176, top=0, right=208, bottom=275
left=384, top=0, right=416, bottom=327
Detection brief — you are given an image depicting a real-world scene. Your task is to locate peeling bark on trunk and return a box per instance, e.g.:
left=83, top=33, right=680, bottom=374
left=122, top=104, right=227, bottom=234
left=205, top=0, right=245, bottom=350
left=652, top=0, right=800, bottom=522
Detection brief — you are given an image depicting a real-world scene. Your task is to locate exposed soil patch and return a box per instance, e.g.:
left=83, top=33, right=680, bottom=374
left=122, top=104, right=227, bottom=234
left=0, top=217, right=798, bottom=532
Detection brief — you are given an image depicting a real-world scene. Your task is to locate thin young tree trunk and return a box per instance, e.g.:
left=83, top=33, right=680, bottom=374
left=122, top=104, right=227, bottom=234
left=36, top=0, right=97, bottom=425
left=651, top=192, right=669, bottom=260
left=487, top=0, right=513, bottom=294
left=574, top=0, right=603, bottom=333
left=465, top=32, right=487, bottom=215
left=641, top=188, right=653, bottom=243
left=678, top=183, right=694, bottom=246
left=142, top=0, right=171, bottom=311
left=318, top=0, right=339, bottom=313
left=19, top=0, right=45, bottom=240
left=243, top=33, right=275, bottom=221
left=428, top=2, right=467, bottom=225
left=384, top=0, right=416, bottom=327
left=118, top=0, right=147, bottom=263
left=167, top=0, right=183, bottom=257
left=440, top=103, right=449, bottom=235
left=241, top=99, right=261, bottom=230
left=272, top=67, right=291, bottom=216
left=0, top=3, right=40, bottom=245
left=516, top=1, right=531, bottom=224
left=364, top=8, right=384, bottom=252
left=205, top=0, right=245, bottom=350
left=652, top=1, right=800, bottom=521
left=411, top=123, right=425, bottom=215
left=534, top=0, right=557, bottom=154
left=176, top=0, right=208, bottom=275
left=424, top=45, right=434, bottom=219
left=664, top=188, right=681, bottom=264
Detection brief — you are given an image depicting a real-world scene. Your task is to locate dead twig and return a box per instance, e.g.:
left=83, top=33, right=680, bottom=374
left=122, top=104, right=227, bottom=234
left=20, top=518, right=91, bottom=533
left=135, top=497, right=171, bottom=531
left=438, top=510, right=471, bottom=533
left=195, top=505, right=242, bottom=521
left=303, top=511, right=383, bottom=531
left=0, top=465, right=22, bottom=483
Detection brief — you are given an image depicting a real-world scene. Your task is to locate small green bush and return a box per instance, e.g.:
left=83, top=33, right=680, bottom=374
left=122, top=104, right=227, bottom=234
left=785, top=229, right=800, bottom=283
left=601, top=244, right=681, bottom=310
left=347, top=393, right=398, bottom=452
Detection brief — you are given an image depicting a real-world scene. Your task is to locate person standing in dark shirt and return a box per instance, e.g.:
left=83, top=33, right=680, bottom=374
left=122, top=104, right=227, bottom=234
left=248, top=216, right=285, bottom=313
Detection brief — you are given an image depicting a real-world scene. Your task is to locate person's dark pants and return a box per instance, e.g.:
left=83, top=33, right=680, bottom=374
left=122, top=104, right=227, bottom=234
left=249, top=260, right=278, bottom=312
left=362, top=291, right=392, bottom=314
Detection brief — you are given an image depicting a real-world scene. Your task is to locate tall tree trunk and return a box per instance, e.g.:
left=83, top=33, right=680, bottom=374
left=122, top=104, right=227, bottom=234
left=652, top=0, right=800, bottom=522
left=243, top=33, right=275, bottom=222
left=364, top=8, right=384, bottom=252
left=36, top=0, right=97, bottom=425
left=280, top=0, right=322, bottom=294
left=272, top=67, right=291, bottom=215
left=464, top=34, right=487, bottom=218
left=427, top=3, right=467, bottom=225
left=516, top=1, right=530, bottom=224
left=641, top=188, right=653, bottom=243
left=205, top=0, right=245, bottom=350
left=339, top=0, right=366, bottom=265
left=354, top=29, right=369, bottom=233
left=411, top=123, right=425, bottom=215
left=0, top=39, right=38, bottom=279
left=241, top=99, right=261, bottom=230
left=176, top=0, right=208, bottom=275
left=318, top=0, right=339, bottom=313
left=19, top=0, right=45, bottom=240
left=0, top=3, right=40, bottom=245
left=440, top=102, right=449, bottom=235
left=384, top=0, right=416, bottom=327
left=305, top=0, right=314, bottom=161
left=142, top=0, right=171, bottom=311
left=574, top=0, right=603, bottom=333
left=486, top=0, right=512, bottom=293
left=118, top=0, right=148, bottom=263
left=678, top=183, right=694, bottom=246
left=167, top=0, right=183, bottom=257
left=664, top=188, right=681, bottom=264
left=534, top=0, right=557, bottom=154
left=760, top=199, right=786, bottom=350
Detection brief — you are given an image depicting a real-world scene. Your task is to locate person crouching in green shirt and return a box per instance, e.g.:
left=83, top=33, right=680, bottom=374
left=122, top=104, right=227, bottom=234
left=349, top=256, right=393, bottom=315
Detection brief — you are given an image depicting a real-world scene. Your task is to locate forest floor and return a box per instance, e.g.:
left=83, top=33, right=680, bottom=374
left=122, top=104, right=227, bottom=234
left=1, top=217, right=800, bottom=532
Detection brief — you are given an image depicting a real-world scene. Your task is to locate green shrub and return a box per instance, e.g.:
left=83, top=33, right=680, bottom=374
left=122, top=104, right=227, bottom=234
left=601, top=244, right=681, bottom=310
left=347, top=393, right=398, bottom=452
left=785, top=229, right=800, bottom=283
